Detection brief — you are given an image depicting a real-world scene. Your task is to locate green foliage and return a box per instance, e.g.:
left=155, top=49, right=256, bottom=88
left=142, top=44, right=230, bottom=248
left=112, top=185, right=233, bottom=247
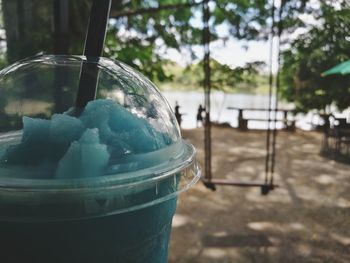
left=1, top=0, right=346, bottom=114
left=103, top=0, right=311, bottom=83
left=103, top=0, right=276, bottom=81
left=280, top=2, right=350, bottom=112
left=104, top=26, right=171, bottom=82
left=159, top=59, right=268, bottom=93
left=214, top=0, right=270, bottom=40
left=0, top=0, right=309, bottom=84
left=210, top=60, right=266, bottom=91
left=104, top=0, right=203, bottom=81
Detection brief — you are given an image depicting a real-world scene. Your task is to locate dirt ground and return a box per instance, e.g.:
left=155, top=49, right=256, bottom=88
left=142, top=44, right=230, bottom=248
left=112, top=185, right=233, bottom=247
left=168, top=127, right=350, bottom=263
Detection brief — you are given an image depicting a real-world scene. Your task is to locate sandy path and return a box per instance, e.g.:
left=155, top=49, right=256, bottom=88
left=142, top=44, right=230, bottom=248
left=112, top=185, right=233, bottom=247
left=168, top=127, right=350, bottom=263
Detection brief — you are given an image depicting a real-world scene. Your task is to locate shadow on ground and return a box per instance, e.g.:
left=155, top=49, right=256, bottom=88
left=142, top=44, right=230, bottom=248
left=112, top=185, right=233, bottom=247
left=168, top=127, right=350, bottom=263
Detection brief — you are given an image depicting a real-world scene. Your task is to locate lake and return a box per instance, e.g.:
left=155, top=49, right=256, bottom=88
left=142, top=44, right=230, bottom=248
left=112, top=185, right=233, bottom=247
left=162, top=91, right=349, bottom=130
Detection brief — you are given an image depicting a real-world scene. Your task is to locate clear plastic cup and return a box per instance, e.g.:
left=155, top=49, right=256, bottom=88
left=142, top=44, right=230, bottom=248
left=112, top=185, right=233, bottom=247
left=0, top=55, right=200, bottom=263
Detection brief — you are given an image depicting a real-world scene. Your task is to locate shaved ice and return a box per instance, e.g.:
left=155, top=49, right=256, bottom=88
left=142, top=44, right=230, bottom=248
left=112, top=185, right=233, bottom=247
left=0, top=99, right=172, bottom=178
left=55, top=129, right=109, bottom=178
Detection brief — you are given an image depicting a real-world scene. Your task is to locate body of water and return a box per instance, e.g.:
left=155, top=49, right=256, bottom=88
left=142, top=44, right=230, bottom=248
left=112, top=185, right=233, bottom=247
left=162, top=91, right=349, bottom=130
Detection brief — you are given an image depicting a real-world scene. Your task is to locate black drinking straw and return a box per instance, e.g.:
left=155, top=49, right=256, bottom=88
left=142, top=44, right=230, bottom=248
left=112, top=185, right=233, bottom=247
left=75, top=0, right=112, bottom=110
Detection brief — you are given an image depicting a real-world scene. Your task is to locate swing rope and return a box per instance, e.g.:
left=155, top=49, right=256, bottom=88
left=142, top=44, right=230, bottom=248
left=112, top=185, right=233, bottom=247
left=270, top=0, right=284, bottom=185
left=202, top=0, right=214, bottom=189
left=202, top=0, right=280, bottom=194
left=264, top=0, right=276, bottom=188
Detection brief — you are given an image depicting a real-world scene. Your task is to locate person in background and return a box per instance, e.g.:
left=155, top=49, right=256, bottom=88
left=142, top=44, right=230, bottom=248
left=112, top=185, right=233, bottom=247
left=174, top=101, right=182, bottom=127
left=196, top=104, right=206, bottom=127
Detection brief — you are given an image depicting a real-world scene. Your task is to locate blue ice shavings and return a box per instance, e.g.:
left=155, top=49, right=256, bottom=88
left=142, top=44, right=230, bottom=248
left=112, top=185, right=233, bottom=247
left=80, top=99, right=171, bottom=155
left=79, top=100, right=114, bottom=142
left=1, top=115, right=85, bottom=165
left=56, top=129, right=110, bottom=178
left=1, top=99, right=173, bottom=178
left=49, top=114, right=85, bottom=159
left=2, top=117, right=51, bottom=164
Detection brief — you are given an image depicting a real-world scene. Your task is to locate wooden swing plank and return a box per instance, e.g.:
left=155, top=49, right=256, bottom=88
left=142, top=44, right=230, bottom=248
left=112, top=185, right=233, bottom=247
left=202, top=178, right=278, bottom=188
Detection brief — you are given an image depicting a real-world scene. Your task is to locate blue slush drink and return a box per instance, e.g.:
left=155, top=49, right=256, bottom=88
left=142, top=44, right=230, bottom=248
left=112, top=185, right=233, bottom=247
left=0, top=56, right=200, bottom=263
left=0, top=198, right=177, bottom=263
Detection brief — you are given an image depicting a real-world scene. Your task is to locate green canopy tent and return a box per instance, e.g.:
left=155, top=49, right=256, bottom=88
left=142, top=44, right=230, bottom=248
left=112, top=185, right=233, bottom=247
left=322, top=60, right=350, bottom=76
left=321, top=60, right=350, bottom=161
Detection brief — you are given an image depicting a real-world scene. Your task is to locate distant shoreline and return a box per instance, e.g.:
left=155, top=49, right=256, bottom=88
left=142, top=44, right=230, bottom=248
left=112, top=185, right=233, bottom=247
left=158, top=84, right=271, bottom=95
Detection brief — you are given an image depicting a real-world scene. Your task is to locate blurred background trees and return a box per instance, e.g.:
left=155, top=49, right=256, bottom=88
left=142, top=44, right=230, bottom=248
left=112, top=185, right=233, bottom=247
left=1, top=0, right=90, bottom=62
left=0, top=0, right=273, bottom=80
left=280, top=1, right=350, bottom=113
left=160, top=59, right=267, bottom=93
left=0, top=0, right=348, bottom=113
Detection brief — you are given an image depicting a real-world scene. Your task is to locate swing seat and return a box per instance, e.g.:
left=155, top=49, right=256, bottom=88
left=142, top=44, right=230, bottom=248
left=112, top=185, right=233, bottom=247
left=202, top=178, right=278, bottom=195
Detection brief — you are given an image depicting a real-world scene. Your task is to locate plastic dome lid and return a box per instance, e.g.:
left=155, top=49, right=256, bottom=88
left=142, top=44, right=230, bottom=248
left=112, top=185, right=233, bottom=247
left=0, top=55, right=200, bottom=221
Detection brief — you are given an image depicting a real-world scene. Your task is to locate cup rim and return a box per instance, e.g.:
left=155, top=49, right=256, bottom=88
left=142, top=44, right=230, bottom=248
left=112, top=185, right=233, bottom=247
left=0, top=139, right=197, bottom=192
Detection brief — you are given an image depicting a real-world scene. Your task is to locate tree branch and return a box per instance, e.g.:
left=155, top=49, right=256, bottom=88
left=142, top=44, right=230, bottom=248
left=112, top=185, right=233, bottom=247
left=110, top=1, right=203, bottom=18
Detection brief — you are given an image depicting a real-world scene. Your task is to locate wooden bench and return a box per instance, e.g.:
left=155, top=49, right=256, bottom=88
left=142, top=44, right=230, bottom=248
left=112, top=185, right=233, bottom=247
left=227, top=107, right=295, bottom=131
